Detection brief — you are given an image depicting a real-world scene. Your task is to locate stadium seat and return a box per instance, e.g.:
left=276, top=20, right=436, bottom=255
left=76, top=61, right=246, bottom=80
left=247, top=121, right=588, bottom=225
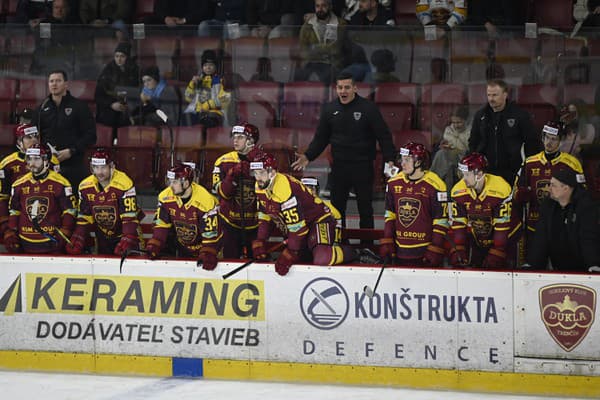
left=95, top=124, right=114, bottom=147
left=137, top=36, right=179, bottom=79
left=374, top=82, right=418, bottom=132
left=15, top=78, right=47, bottom=111
left=0, top=124, right=16, bottom=159
left=236, top=81, right=280, bottom=128
left=177, top=36, right=222, bottom=82
left=563, top=83, right=597, bottom=105
left=266, top=37, right=301, bottom=84
left=418, top=83, right=465, bottom=142
left=450, top=34, right=492, bottom=83
left=516, top=84, right=559, bottom=132
left=393, top=130, right=433, bottom=150
left=410, top=37, right=447, bottom=84
left=134, top=0, right=155, bottom=22
left=394, top=0, right=420, bottom=24
left=158, top=126, right=204, bottom=185
left=533, top=0, right=574, bottom=32
left=224, top=37, right=267, bottom=82
left=68, top=80, right=97, bottom=114
left=280, top=82, right=327, bottom=129
left=6, top=34, right=35, bottom=74
left=259, top=127, right=296, bottom=148
left=114, top=126, right=159, bottom=190
left=0, top=78, right=17, bottom=124
left=493, top=38, right=537, bottom=84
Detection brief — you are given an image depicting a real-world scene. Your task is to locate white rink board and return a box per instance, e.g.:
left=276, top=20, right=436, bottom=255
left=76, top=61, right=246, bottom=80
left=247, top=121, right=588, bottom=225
left=0, top=256, right=599, bottom=375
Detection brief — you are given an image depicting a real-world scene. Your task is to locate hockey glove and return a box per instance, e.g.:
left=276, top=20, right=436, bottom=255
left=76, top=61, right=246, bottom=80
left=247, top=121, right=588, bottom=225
left=65, top=232, right=86, bottom=255
left=422, top=244, right=445, bottom=267
left=145, top=238, right=162, bottom=260
left=55, top=227, right=72, bottom=252
left=3, top=229, right=21, bottom=253
left=484, top=248, right=506, bottom=269
left=252, top=239, right=268, bottom=260
left=449, top=245, right=468, bottom=267
left=114, top=234, right=139, bottom=256
left=275, top=248, right=300, bottom=276
left=588, top=266, right=600, bottom=273
left=514, top=186, right=533, bottom=204
left=379, top=237, right=396, bottom=259
left=231, top=161, right=250, bottom=178
left=199, top=247, right=218, bottom=271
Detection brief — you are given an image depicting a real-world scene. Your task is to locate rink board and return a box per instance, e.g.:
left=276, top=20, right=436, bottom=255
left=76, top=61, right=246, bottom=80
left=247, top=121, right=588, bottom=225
left=0, top=255, right=598, bottom=397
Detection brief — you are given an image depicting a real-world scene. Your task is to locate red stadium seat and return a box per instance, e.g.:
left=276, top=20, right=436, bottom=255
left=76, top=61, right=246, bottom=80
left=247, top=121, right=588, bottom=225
left=280, top=82, right=327, bottom=129
left=267, top=37, right=301, bottom=83
left=494, top=38, right=537, bottom=83
left=450, top=35, right=492, bottom=83
left=236, top=81, right=280, bottom=128
left=563, top=84, right=597, bottom=105
left=114, top=126, right=159, bottom=190
left=68, top=80, right=97, bottom=114
left=419, top=83, right=465, bottom=142
left=410, top=37, right=447, bottom=84
left=393, top=130, right=433, bottom=150
left=134, top=0, right=155, bottom=22
left=95, top=124, right=114, bottom=147
left=158, top=126, right=204, bottom=185
left=178, top=37, right=222, bottom=82
left=15, top=78, right=47, bottom=111
left=0, top=78, right=17, bottom=124
left=533, top=0, right=574, bottom=32
left=0, top=124, right=17, bottom=158
left=259, top=127, right=296, bottom=148
left=224, top=37, right=267, bottom=82
left=374, top=83, right=418, bottom=132
left=516, top=84, right=559, bottom=132
left=137, top=36, right=179, bottom=79
left=7, top=34, right=35, bottom=74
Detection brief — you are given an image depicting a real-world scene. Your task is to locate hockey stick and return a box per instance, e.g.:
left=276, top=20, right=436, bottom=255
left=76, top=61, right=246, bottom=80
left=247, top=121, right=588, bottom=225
left=30, top=199, right=58, bottom=242
left=119, top=248, right=149, bottom=273
left=363, top=256, right=391, bottom=298
left=220, top=241, right=286, bottom=279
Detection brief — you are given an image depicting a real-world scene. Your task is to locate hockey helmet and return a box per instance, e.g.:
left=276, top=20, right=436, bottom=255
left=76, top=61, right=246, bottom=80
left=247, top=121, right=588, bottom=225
left=90, top=148, right=113, bottom=166
left=25, top=143, right=52, bottom=160
left=167, top=163, right=194, bottom=182
left=231, top=123, right=260, bottom=144
left=249, top=151, right=277, bottom=171
left=301, top=176, right=320, bottom=193
left=399, top=142, right=430, bottom=169
left=14, top=123, right=39, bottom=139
left=458, top=152, right=488, bottom=173
left=541, top=121, right=566, bottom=140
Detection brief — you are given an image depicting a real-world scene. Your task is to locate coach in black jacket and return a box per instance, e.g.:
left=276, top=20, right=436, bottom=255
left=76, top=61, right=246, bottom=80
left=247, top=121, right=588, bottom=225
left=292, top=71, right=396, bottom=230
left=528, top=168, right=600, bottom=272
left=469, top=79, right=540, bottom=185
left=37, top=70, right=97, bottom=190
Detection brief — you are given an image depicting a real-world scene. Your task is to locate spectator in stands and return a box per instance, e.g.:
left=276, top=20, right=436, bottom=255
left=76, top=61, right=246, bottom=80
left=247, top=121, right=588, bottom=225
left=293, top=0, right=345, bottom=25
left=349, top=0, right=395, bottom=26
left=430, top=105, right=471, bottom=189
left=146, top=0, right=214, bottom=28
left=528, top=168, right=599, bottom=272
left=513, top=121, right=584, bottom=259
left=559, top=101, right=596, bottom=160
left=15, top=0, right=53, bottom=28
left=79, top=0, right=133, bottom=40
left=29, top=0, right=84, bottom=76
left=469, top=79, right=540, bottom=185
left=130, top=66, right=180, bottom=126
left=291, top=71, right=396, bottom=231
left=370, top=49, right=400, bottom=83
left=246, top=0, right=295, bottom=38
left=250, top=57, right=275, bottom=82
left=250, top=151, right=357, bottom=275
left=429, top=57, right=448, bottom=83
left=183, top=50, right=229, bottom=127
left=380, top=143, right=449, bottom=267
left=36, top=69, right=97, bottom=191
left=0, top=124, right=60, bottom=238
left=212, top=124, right=261, bottom=259
left=466, top=1, right=524, bottom=38
left=65, top=148, right=143, bottom=256
left=95, top=42, right=140, bottom=128
left=340, top=42, right=372, bottom=82
left=294, top=0, right=350, bottom=84
left=146, top=163, right=222, bottom=270
left=581, top=0, right=600, bottom=28
left=4, top=143, right=77, bottom=254
left=197, top=0, right=248, bottom=38
left=450, top=152, right=521, bottom=269
left=417, top=0, right=467, bottom=35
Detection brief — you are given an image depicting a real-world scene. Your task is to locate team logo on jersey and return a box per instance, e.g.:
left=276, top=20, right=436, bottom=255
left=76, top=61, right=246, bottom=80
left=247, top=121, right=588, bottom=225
left=507, top=118, right=515, bottom=127
left=300, top=277, right=349, bottom=330
left=535, top=179, right=550, bottom=201
left=26, top=196, right=49, bottom=222
left=174, top=221, right=198, bottom=245
left=397, top=197, right=420, bottom=228
left=93, top=205, right=117, bottom=230
left=539, top=284, right=596, bottom=352
left=235, top=179, right=256, bottom=208
left=65, top=108, right=72, bottom=116
left=353, top=112, right=362, bottom=121
left=468, top=215, right=492, bottom=239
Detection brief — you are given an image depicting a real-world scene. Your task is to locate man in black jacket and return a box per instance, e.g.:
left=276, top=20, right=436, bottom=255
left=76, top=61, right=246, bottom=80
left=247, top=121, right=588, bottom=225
left=292, top=71, right=396, bottom=230
left=469, top=79, right=540, bottom=185
left=37, top=70, right=97, bottom=190
left=528, top=168, right=600, bottom=272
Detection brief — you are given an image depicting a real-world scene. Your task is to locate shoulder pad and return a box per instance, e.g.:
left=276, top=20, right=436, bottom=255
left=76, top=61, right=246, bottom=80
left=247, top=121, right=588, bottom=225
left=424, top=171, right=447, bottom=191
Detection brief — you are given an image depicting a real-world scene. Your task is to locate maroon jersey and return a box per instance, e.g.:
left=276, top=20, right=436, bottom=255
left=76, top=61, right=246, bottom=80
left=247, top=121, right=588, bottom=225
left=383, top=171, right=449, bottom=260
left=152, top=183, right=221, bottom=258
left=515, top=151, right=583, bottom=232
left=9, top=169, right=77, bottom=253
left=213, top=150, right=258, bottom=230
left=255, top=173, right=334, bottom=251
left=451, top=174, right=520, bottom=250
left=76, top=169, right=141, bottom=252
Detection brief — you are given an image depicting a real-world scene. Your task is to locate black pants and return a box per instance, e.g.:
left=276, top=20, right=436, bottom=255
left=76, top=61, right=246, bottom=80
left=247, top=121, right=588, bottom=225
left=331, top=159, right=374, bottom=229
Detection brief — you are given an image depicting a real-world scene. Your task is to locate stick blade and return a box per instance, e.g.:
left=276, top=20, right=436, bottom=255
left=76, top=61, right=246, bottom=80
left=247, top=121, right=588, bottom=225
left=363, top=285, right=374, bottom=298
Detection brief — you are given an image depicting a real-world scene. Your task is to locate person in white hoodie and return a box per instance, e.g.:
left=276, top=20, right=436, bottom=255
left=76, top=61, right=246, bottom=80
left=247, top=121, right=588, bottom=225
left=430, top=105, right=471, bottom=188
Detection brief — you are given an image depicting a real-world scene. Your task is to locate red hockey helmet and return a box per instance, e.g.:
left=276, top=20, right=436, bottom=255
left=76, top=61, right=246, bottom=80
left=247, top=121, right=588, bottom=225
left=399, top=142, right=430, bottom=169
left=90, top=148, right=113, bottom=166
left=541, top=120, right=566, bottom=139
left=458, top=152, right=488, bottom=173
left=249, top=151, right=277, bottom=171
left=14, top=123, right=39, bottom=139
left=167, top=163, right=194, bottom=182
left=231, top=123, right=260, bottom=144
left=25, top=143, right=52, bottom=160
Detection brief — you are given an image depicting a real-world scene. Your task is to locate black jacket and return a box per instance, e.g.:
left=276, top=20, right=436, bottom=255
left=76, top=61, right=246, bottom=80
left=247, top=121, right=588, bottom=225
left=469, top=101, right=540, bottom=184
left=305, top=95, right=395, bottom=163
left=36, top=91, right=97, bottom=168
left=95, top=60, right=140, bottom=127
left=528, top=189, right=600, bottom=272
